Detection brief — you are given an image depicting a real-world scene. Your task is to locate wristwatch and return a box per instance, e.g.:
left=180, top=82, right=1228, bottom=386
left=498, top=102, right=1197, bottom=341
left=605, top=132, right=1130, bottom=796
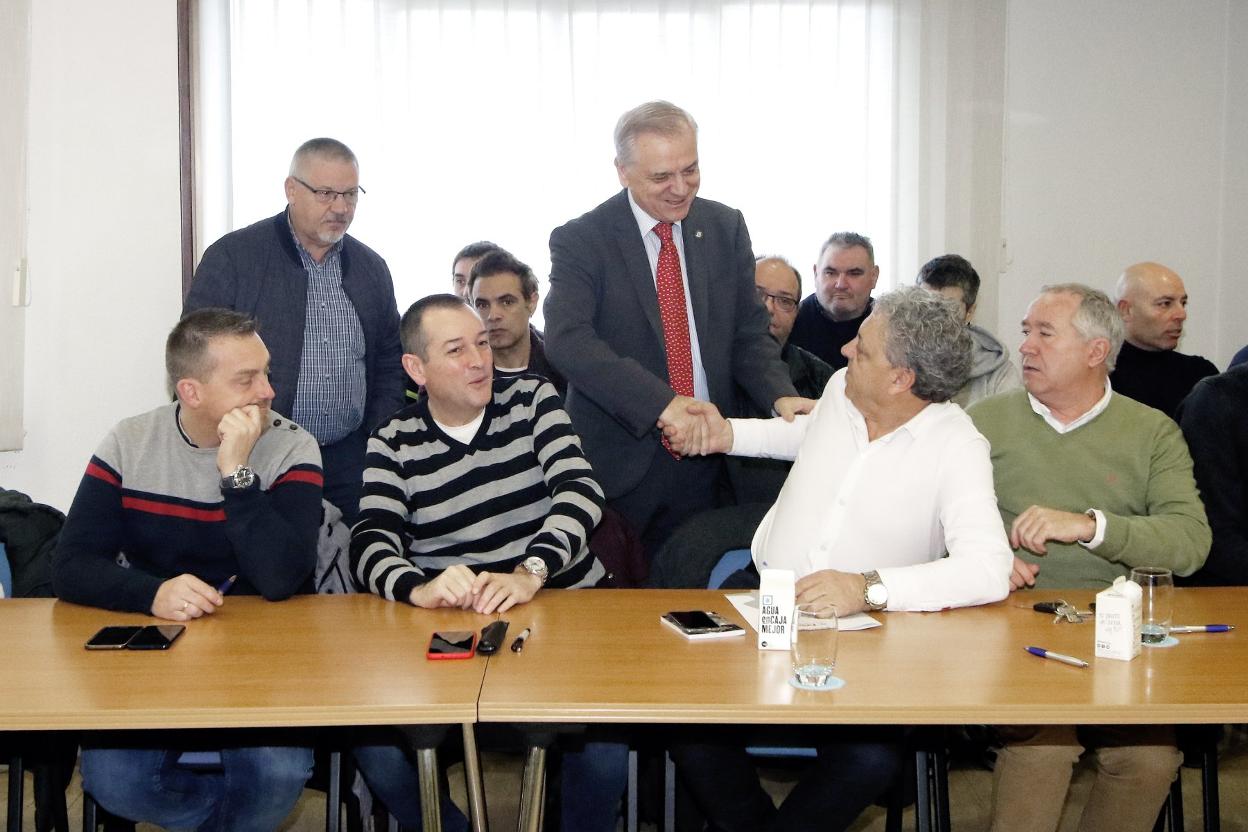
left=220, top=465, right=256, bottom=490
left=518, top=556, right=549, bottom=586
left=862, top=570, right=888, bottom=611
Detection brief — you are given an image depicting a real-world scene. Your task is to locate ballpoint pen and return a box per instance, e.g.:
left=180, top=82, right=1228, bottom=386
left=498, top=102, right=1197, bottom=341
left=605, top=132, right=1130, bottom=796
left=216, top=574, right=238, bottom=595
left=510, top=627, right=532, bottom=653
left=1169, top=625, right=1234, bottom=633
left=1025, top=646, right=1088, bottom=668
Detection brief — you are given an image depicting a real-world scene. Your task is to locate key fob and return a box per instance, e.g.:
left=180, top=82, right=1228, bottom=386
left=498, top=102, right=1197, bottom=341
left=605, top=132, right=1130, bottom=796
left=477, top=620, right=510, bottom=655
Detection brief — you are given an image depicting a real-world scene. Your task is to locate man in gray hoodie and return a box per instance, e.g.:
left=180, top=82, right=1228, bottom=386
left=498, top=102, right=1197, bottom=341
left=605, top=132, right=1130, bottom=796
left=918, top=254, right=1020, bottom=406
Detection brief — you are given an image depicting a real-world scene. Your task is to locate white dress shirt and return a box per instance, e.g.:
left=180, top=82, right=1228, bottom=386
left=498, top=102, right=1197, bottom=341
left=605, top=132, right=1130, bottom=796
left=625, top=191, right=710, bottom=401
left=732, top=370, right=1012, bottom=612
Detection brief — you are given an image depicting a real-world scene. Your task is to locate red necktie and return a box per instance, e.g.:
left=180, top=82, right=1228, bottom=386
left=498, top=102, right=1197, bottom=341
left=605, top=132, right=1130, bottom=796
left=654, top=222, right=695, bottom=456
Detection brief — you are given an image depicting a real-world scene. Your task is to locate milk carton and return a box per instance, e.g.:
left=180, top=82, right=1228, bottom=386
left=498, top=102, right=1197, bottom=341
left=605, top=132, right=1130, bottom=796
left=757, top=568, right=796, bottom=651
left=1095, top=576, right=1142, bottom=661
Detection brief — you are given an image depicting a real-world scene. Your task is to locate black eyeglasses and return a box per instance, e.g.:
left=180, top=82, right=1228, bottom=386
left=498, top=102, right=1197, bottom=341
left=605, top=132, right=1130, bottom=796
left=755, top=286, right=798, bottom=313
left=291, top=176, right=365, bottom=205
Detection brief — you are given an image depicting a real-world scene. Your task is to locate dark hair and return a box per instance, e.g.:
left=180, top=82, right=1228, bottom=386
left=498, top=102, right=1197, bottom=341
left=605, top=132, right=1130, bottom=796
left=452, top=241, right=502, bottom=271
left=917, top=254, right=980, bottom=310
left=469, top=249, right=539, bottom=298
left=400, top=294, right=472, bottom=358
left=166, top=308, right=259, bottom=395
left=289, top=138, right=357, bottom=176
left=755, top=254, right=802, bottom=297
left=819, top=231, right=875, bottom=265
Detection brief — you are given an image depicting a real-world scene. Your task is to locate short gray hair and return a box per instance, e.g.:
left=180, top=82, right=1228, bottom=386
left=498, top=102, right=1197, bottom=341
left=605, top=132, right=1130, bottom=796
left=289, top=137, right=358, bottom=177
left=873, top=286, right=972, bottom=403
left=614, top=101, right=697, bottom=167
left=1040, top=283, right=1125, bottom=371
left=820, top=231, right=875, bottom=265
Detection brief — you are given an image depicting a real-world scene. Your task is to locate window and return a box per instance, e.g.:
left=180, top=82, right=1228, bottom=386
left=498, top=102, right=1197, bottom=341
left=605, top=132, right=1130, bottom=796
left=195, top=0, right=914, bottom=313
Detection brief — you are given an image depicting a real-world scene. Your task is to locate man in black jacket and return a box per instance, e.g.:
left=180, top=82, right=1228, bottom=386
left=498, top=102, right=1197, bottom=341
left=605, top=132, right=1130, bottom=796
left=186, top=138, right=404, bottom=523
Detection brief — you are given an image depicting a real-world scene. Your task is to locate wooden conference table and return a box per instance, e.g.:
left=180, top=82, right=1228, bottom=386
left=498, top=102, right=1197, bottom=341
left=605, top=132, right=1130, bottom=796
left=4, top=588, right=1246, bottom=831
left=0, top=594, right=494, bottom=832
left=478, top=587, right=1248, bottom=831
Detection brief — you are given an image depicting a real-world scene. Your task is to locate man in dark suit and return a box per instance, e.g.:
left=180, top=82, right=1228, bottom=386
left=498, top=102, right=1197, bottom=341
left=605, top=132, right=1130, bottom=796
left=544, top=100, right=804, bottom=559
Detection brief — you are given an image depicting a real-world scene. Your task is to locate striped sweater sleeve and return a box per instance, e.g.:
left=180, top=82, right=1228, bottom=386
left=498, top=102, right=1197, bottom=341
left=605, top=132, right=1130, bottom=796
left=525, top=381, right=605, bottom=575
left=351, top=429, right=427, bottom=602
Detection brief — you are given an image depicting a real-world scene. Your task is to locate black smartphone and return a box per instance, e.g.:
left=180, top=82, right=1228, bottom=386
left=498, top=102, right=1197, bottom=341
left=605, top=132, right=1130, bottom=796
left=85, top=626, right=143, bottom=650
left=426, top=630, right=477, bottom=660
left=127, top=624, right=187, bottom=650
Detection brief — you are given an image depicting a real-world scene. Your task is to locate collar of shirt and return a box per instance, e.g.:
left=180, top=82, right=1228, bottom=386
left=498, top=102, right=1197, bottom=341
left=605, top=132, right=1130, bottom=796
left=842, top=381, right=944, bottom=449
left=1027, top=379, right=1113, bottom=434
left=286, top=213, right=344, bottom=264
left=625, top=189, right=684, bottom=245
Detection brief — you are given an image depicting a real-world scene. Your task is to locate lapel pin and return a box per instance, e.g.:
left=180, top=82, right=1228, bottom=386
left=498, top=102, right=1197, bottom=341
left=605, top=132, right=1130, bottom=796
left=694, top=230, right=703, bottom=238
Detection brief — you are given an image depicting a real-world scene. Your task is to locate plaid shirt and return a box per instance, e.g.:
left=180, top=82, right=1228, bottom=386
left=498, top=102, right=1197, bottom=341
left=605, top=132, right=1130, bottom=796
left=288, top=223, right=367, bottom=444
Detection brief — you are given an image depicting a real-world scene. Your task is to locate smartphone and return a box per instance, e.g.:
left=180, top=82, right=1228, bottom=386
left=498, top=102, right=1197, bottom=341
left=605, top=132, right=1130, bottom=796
left=427, top=630, right=477, bottom=660
left=85, top=626, right=143, bottom=650
left=127, top=624, right=187, bottom=650
left=661, top=610, right=746, bottom=640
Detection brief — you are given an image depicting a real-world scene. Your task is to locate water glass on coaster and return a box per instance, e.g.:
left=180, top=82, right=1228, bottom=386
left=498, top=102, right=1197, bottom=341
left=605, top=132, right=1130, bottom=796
left=791, top=603, right=842, bottom=690
left=1130, top=566, right=1175, bottom=647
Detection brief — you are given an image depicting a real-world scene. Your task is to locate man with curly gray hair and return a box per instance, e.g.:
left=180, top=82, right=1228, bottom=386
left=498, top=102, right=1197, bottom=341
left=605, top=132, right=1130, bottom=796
left=667, top=286, right=1012, bottom=832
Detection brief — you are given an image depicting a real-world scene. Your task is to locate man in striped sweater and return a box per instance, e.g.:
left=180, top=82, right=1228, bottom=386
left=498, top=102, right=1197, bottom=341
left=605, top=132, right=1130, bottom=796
left=53, top=308, right=324, bottom=831
left=351, top=294, right=604, bottom=609
left=349, top=295, right=605, bottom=828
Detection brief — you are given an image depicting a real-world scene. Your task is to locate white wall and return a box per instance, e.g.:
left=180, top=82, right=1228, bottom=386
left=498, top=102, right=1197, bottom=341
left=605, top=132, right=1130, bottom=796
left=0, top=0, right=182, bottom=510
left=997, top=0, right=1243, bottom=367
left=0, top=0, right=30, bottom=450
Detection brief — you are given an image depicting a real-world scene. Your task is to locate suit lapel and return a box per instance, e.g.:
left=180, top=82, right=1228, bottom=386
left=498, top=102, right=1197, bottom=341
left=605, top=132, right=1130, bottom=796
left=680, top=199, right=711, bottom=346
left=610, top=192, right=665, bottom=343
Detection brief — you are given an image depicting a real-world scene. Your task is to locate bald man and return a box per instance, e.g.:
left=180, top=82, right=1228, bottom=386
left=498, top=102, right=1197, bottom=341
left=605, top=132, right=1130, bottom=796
left=1109, top=262, right=1217, bottom=419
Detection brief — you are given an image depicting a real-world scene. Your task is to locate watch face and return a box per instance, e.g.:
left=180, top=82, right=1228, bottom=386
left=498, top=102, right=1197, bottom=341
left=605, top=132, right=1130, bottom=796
left=867, top=584, right=888, bottom=605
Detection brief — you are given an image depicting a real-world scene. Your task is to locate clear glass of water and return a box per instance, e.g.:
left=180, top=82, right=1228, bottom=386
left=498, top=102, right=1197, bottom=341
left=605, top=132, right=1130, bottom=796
left=792, top=603, right=838, bottom=687
left=1130, top=566, right=1174, bottom=644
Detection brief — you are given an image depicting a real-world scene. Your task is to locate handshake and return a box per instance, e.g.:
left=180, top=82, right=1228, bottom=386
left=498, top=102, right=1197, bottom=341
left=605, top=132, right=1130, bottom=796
left=656, top=395, right=815, bottom=458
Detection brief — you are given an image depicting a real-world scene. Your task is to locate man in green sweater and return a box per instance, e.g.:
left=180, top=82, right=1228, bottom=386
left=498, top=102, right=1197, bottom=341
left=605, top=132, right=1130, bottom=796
left=969, top=283, right=1209, bottom=832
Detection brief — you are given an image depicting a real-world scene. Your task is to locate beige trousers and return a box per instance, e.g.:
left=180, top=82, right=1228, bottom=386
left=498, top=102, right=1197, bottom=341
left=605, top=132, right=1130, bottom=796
left=990, top=724, right=1181, bottom=832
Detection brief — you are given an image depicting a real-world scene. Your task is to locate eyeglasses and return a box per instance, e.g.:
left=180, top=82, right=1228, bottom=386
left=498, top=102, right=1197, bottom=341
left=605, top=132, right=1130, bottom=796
left=754, top=286, right=798, bottom=313
left=291, top=176, right=365, bottom=205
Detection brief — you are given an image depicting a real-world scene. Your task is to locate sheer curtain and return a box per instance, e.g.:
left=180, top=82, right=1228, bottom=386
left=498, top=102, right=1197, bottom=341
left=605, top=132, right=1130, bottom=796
left=195, top=0, right=916, bottom=313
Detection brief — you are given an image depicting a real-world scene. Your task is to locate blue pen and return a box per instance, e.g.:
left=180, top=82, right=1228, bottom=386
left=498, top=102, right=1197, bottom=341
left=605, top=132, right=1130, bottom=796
left=1025, top=646, right=1088, bottom=668
left=216, top=574, right=238, bottom=595
left=1169, top=625, right=1234, bottom=634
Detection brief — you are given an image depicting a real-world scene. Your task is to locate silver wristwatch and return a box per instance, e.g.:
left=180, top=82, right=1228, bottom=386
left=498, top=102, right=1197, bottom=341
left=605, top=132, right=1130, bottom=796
left=862, top=570, right=888, bottom=611
left=220, top=465, right=256, bottom=490
left=519, top=556, right=549, bottom=586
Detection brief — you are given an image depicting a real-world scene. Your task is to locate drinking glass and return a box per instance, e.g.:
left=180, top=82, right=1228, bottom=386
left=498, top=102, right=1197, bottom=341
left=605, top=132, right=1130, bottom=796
left=1130, top=566, right=1174, bottom=644
left=791, top=603, right=839, bottom=687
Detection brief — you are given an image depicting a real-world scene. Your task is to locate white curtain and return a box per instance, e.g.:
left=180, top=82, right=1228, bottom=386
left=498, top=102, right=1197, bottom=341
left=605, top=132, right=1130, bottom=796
left=196, top=0, right=914, bottom=314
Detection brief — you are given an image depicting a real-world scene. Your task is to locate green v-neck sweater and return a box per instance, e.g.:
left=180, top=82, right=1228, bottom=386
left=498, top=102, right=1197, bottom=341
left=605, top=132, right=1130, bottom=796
left=969, top=390, right=1209, bottom=589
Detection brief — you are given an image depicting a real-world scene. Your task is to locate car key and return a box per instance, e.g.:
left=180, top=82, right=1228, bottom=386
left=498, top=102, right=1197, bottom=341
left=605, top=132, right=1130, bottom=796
left=476, top=620, right=510, bottom=655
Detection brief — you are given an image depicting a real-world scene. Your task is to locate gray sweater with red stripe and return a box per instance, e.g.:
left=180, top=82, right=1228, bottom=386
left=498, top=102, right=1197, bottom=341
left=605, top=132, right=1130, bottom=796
left=53, top=403, right=323, bottom=613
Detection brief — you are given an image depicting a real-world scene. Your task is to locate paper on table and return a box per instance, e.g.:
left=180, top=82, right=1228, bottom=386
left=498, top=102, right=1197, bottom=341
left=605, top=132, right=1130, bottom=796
left=726, top=592, right=881, bottom=632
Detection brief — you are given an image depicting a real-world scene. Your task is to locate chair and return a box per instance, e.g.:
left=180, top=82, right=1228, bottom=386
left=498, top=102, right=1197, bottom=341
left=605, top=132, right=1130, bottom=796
left=658, top=548, right=950, bottom=832
left=1153, top=725, right=1221, bottom=832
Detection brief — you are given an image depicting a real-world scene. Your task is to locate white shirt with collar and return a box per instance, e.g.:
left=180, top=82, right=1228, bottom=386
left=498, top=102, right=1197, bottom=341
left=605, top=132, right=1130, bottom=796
left=732, top=369, right=1012, bottom=612
left=1026, top=379, right=1115, bottom=549
left=626, top=191, right=710, bottom=401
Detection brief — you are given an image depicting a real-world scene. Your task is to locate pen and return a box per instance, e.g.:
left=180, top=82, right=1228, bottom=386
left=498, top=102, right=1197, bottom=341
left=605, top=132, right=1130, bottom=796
left=1169, top=625, right=1234, bottom=633
left=1025, top=646, right=1088, bottom=668
left=510, top=627, right=531, bottom=653
left=216, top=574, right=238, bottom=595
